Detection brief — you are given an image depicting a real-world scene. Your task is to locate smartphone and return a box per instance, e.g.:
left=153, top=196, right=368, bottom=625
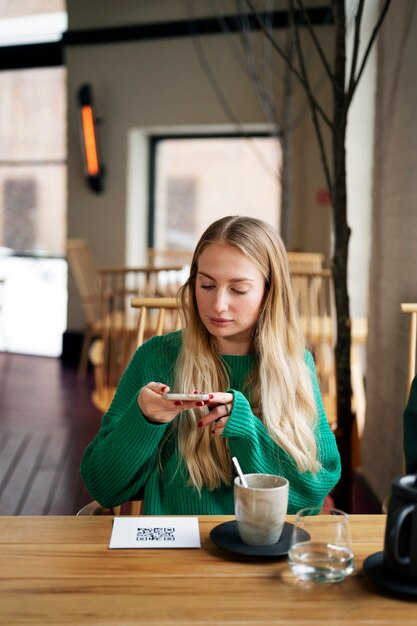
left=164, top=392, right=210, bottom=401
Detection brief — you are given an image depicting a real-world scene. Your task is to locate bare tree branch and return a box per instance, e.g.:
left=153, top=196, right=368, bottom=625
left=244, top=0, right=333, bottom=127
left=347, top=0, right=392, bottom=106
left=235, top=6, right=282, bottom=131
left=187, top=1, right=279, bottom=178
left=209, top=1, right=284, bottom=133
left=346, top=0, right=364, bottom=99
left=280, top=11, right=296, bottom=243
left=290, top=0, right=332, bottom=190
left=295, top=0, right=334, bottom=82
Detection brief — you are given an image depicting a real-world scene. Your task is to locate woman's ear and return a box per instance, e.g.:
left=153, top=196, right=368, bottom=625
left=260, top=283, right=271, bottom=313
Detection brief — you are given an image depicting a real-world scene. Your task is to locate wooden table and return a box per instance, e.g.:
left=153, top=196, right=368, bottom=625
left=1, top=515, right=415, bottom=625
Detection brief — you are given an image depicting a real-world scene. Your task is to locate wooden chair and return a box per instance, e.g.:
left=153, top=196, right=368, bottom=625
left=97, top=265, right=184, bottom=399
left=67, top=239, right=185, bottom=380
left=147, top=247, right=193, bottom=268
left=291, top=269, right=337, bottom=424
left=66, top=240, right=102, bottom=378
left=77, top=499, right=142, bottom=516
left=287, top=252, right=328, bottom=402
left=287, top=251, right=324, bottom=273
left=90, top=293, right=182, bottom=414
left=78, top=297, right=182, bottom=516
left=290, top=268, right=367, bottom=467
left=132, top=296, right=182, bottom=346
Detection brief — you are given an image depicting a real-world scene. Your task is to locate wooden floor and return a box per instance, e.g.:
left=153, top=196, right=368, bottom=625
left=0, top=351, right=102, bottom=515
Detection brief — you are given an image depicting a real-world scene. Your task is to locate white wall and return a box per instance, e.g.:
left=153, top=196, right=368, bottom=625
left=363, top=1, right=417, bottom=501
left=346, top=0, right=377, bottom=320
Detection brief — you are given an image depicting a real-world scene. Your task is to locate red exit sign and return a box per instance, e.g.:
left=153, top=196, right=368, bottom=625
left=316, top=189, right=331, bottom=206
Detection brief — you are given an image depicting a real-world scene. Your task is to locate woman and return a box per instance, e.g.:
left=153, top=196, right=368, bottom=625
left=81, top=215, right=341, bottom=514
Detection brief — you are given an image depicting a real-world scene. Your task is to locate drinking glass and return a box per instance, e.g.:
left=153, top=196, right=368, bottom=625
left=288, top=507, right=354, bottom=583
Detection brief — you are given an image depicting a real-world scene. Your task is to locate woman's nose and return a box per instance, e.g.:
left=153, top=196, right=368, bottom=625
left=213, top=290, right=228, bottom=313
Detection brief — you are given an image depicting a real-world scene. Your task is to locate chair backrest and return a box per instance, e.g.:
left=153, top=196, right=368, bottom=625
left=287, top=251, right=324, bottom=274
left=147, top=247, right=193, bottom=268
left=99, top=264, right=185, bottom=302
left=131, top=296, right=182, bottom=347
left=290, top=268, right=367, bottom=469
left=290, top=269, right=337, bottom=423
left=66, top=239, right=101, bottom=325
left=90, top=272, right=184, bottom=414
left=400, top=303, right=417, bottom=394
left=290, top=269, right=335, bottom=347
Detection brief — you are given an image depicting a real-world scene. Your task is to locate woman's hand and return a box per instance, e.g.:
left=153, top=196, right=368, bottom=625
left=137, top=382, right=210, bottom=424
left=198, top=392, right=234, bottom=435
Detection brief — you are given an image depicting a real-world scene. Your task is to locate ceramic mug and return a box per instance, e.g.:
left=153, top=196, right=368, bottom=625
left=234, top=473, right=289, bottom=546
left=384, top=474, right=417, bottom=580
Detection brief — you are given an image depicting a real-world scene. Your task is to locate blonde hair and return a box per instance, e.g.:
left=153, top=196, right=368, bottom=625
left=172, top=215, right=319, bottom=491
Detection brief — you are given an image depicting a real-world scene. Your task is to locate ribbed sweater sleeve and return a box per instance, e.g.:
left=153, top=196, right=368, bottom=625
left=223, top=351, right=341, bottom=514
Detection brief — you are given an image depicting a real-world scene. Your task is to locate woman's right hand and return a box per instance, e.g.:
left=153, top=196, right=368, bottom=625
left=137, top=382, right=209, bottom=424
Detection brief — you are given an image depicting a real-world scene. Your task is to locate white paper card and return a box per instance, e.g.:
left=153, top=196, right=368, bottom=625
left=109, top=516, right=201, bottom=549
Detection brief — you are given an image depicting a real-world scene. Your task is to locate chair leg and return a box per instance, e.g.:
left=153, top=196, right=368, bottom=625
left=78, top=329, right=92, bottom=379
left=131, top=500, right=143, bottom=515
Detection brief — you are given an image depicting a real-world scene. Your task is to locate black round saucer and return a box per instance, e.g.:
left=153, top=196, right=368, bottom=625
left=363, top=551, right=417, bottom=597
left=210, top=520, right=298, bottom=558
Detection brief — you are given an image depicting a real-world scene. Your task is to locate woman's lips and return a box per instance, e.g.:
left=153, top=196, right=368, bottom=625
left=209, top=317, right=233, bottom=327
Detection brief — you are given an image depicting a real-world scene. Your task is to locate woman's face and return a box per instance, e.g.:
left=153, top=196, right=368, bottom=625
left=195, top=243, right=266, bottom=355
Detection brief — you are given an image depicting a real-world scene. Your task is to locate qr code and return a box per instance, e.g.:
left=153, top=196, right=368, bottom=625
left=136, top=527, right=176, bottom=542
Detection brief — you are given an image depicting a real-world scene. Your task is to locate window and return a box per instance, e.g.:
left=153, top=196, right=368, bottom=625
left=0, top=3, right=67, bottom=357
left=150, top=135, right=282, bottom=251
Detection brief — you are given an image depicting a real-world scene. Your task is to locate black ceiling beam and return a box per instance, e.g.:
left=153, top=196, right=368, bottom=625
left=0, top=6, right=332, bottom=71
left=63, top=7, right=333, bottom=46
left=0, top=41, right=62, bottom=71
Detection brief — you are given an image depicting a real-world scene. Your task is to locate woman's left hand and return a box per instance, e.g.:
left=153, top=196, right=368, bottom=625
left=198, top=392, right=234, bottom=436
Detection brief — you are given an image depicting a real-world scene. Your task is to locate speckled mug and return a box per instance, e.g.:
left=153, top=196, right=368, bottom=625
left=234, top=474, right=289, bottom=546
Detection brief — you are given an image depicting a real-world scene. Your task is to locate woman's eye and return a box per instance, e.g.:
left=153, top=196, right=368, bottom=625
left=232, top=289, right=249, bottom=295
left=200, top=284, right=215, bottom=290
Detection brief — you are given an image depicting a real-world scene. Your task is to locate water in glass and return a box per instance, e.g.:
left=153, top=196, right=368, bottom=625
left=288, top=507, right=354, bottom=584
left=288, top=541, right=354, bottom=583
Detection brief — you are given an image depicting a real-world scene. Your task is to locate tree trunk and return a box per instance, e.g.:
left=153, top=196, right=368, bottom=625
left=329, top=0, right=353, bottom=512
left=331, top=133, right=353, bottom=512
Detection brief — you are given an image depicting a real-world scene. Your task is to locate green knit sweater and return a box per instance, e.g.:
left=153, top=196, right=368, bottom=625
left=81, top=331, right=341, bottom=514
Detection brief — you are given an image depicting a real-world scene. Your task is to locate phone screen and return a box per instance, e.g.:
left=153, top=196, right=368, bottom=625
left=163, top=393, right=209, bottom=401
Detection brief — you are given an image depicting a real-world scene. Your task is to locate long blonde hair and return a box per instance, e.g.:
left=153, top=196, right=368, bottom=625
left=172, top=215, right=319, bottom=490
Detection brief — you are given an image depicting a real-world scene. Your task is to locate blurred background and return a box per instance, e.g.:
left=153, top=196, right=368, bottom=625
left=0, top=0, right=415, bottom=513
